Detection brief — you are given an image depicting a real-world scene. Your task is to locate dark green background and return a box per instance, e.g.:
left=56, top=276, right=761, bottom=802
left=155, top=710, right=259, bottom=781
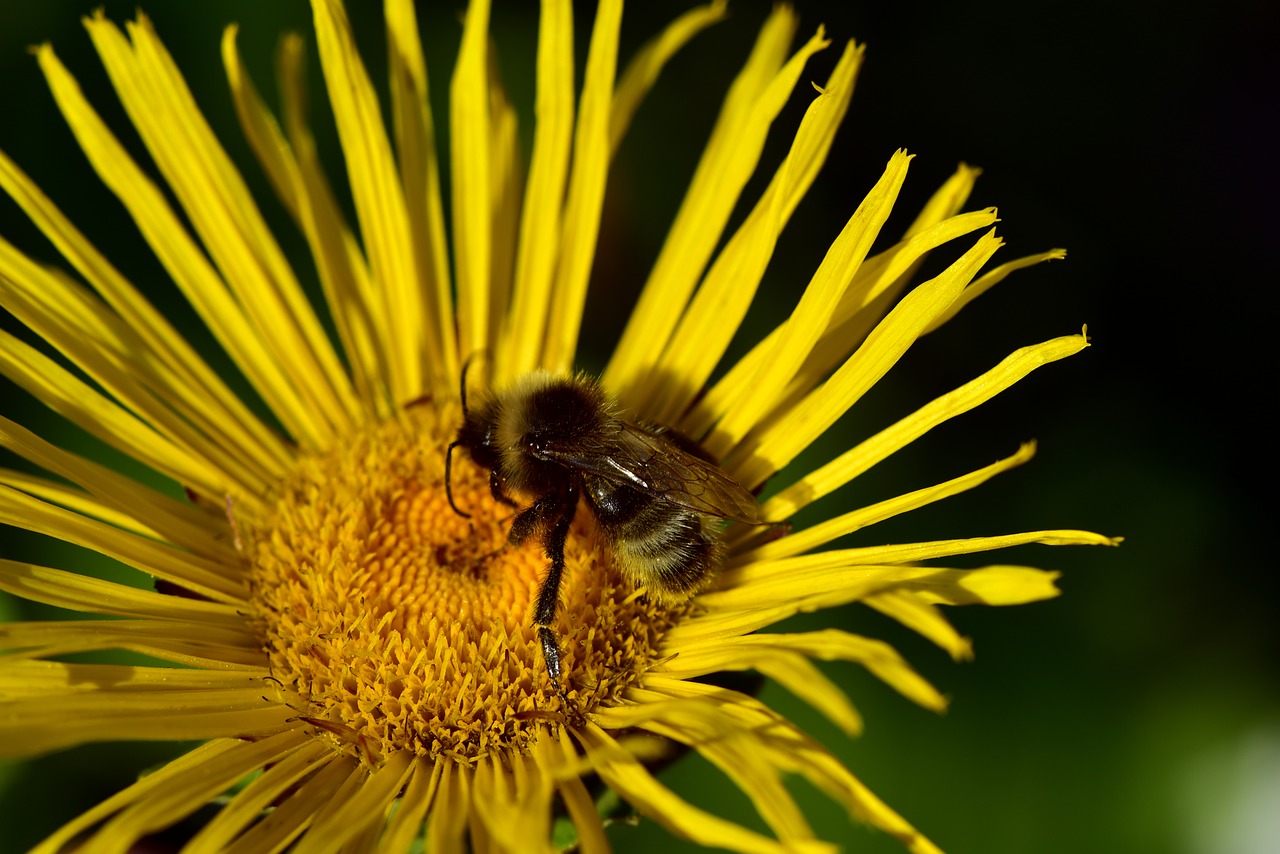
left=1, top=1, right=1273, bottom=852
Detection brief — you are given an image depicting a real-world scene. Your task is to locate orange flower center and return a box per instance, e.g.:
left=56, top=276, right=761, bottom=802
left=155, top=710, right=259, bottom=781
left=244, top=406, right=677, bottom=764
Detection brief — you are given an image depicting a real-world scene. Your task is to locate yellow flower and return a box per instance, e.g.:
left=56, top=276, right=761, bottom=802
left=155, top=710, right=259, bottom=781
left=0, top=2, right=1117, bottom=852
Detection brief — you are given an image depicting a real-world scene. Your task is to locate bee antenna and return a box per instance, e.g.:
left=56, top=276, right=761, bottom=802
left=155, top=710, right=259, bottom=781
left=445, top=439, right=471, bottom=518
left=458, top=351, right=489, bottom=416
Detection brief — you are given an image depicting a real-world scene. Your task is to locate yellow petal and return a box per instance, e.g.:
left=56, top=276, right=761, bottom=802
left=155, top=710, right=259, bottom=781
left=0, top=618, right=260, bottom=669
left=689, top=206, right=998, bottom=440
left=925, top=248, right=1067, bottom=335
left=762, top=331, right=1090, bottom=520
left=609, top=1, right=728, bottom=154
left=541, top=0, right=622, bottom=374
left=674, top=563, right=1062, bottom=645
left=0, top=484, right=246, bottom=604
left=603, top=6, right=808, bottom=397
left=731, top=229, right=1004, bottom=488
left=380, top=758, right=442, bottom=854
left=0, top=412, right=247, bottom=556
left=293, top=751, right=413, bottom=854
left=426, top=761, right=470, bottom=854
left=230, top=754, right=359, bottom=853
left=386, top=0, right=457, bottom=393
left=733, top=442, right=1037, bottom=561
left=53, top=731, right=309, bottom=854
left=182, top=739, right=335, bottom=852
left=580, top=722, right=802, bottom=854
left=222, top=26, right=388, bottom=412
left=863, top=590, right=973, bottom=661
left=28, top=738, right=250, bottom=854
left=673, top=629, right=946, bottom=713
left=498, top=0, right=574, bottom=382
left=0, top=558, right=242, bottom=626
left=488, top=67, right=523, bottom=361
left=34, top=42, right=327, bottom=447
left=449, top=0, right=493, bottom=365
left=902, top=162, right=983, bottom=237
left=702, top=148, right=912, bottom=456
left=739, top=528, right=1118, bottom=576
left=0, top=150, right=292, bottom=477
left=88, top=14, right=358, bottom=439
left=0, top=330, right=232, bottom=496
left=642, top=39, right=863, bottom=425
left=312, top=0, right=424, bottom=404
left=0, top=661, right=289, bottom=756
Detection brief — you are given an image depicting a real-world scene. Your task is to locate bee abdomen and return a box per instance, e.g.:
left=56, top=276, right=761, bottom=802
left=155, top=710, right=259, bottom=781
left=595, top=493, right=723, bottom=603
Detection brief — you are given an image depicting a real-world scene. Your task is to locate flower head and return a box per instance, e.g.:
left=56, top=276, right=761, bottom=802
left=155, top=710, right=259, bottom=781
left=0, top=2, right=1117, bottom=852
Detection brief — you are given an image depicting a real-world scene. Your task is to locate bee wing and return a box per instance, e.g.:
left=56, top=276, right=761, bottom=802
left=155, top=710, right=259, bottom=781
left=539, top=422, right=763, bottom=524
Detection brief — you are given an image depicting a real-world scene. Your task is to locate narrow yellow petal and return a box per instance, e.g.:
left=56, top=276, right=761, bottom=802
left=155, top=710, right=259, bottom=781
left=739, top=529, right=1118, bottom=575
left=923, top=247, right=1068, bottom=334
left=28, top=739, right=246, bottom=854
left=688, top=206, right=999, bottom=439
left=229, top=754, right=359, bottom=854
left=540, top=0, right=622, bottom=374
left=0, top=265, right=272, bottom=495
left=0, top=151, right=292, bottom=477
left=426, top=762, right=470, bottom=854
left=0, top=618, right=260, bottom=669
left=0, top=485, right=247, bottom=604
left=644, top=40, right=864, bottom=425
left=487, top=60, right=523, bottom=362
left=659, top=646, right=862, bottom=735
left=106, top=14, right=359, bottom=436
left=558, top=773, right=610, bottom=854
left=580, top=723, right=799, bottom=854
left=0, top=466, right=160, bottom=540
left=380, top=758, right=442, bottom=854
left=498, top=0, right=574, bottom=383
left=609, top=1, right=728, bottom=155
left=35, top=43, right=326, bottom=447
left=87, top=729, right=310, bottom=853
left=763, top=332, right=1090, bottom=520
left=449, top=0, right=493, bottom=365
left=293, top=751, right=413, bottom=854
left=182, top=740, right=335, bottom=853
left=731, top=230, right=1003, bottom=488
left=472, top=753, right=556, bottom=854
left=677, top=630, right=946, bottom=713
left=863, top=590, right=973, bottom=661
left=673, top=563, right=1062, bottom=645
left=625, top=685, right=942, bottom=854
left=386, top=0, right=457, bottom=394
left=0, top=406, right=248, bottom=560
left=0, top=329, right=233, bottom=496
left=732, top=442, right=1037, bottom=561
left=640, top=713, right=823, bottom=844
left=703, top=148, right=911, bottom=456
left=903, top=162, right=983, bottom=238
left=222, top=26, right=388, bottom=411
left=602, top=6, right=805, bottom=397
left=0, top=661, right=289, bottom=756
left=312, top=0, right=424, bottom=404
left=0, top=559, right=242, bottom=625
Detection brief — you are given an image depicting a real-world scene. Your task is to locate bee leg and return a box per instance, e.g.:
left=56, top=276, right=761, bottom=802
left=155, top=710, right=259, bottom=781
left=489, top=469, right=520, bottom=509
left=529, top=486, right=579, bottom=703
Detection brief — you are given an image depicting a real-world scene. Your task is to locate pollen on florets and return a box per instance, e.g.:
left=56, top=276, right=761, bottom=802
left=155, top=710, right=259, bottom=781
left=243, top=405, right=678, bottom=765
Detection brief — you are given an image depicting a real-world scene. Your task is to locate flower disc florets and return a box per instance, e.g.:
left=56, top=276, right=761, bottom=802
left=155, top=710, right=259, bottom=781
left=245, top=406, right=677, bottom=764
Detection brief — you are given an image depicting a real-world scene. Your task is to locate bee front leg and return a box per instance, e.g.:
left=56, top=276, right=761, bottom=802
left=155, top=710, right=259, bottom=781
left=489, top=469, right=520, bottom=509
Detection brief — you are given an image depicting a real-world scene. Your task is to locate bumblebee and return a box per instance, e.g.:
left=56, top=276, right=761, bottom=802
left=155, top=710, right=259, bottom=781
left=446, top=369, right=764, bottom=693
